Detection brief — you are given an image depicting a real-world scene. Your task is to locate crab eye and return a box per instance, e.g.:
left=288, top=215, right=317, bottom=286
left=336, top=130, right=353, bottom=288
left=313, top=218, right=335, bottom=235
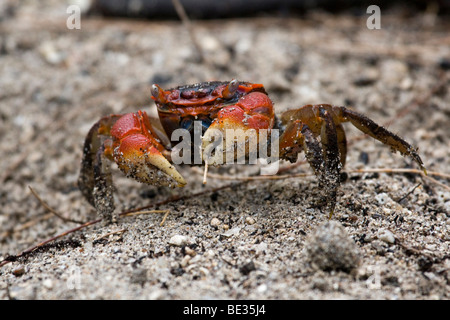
left=151, top=84, right=160, bottom=98
left=222, top=79, right=239, bottom=99
left=151, top=84, right=167, bottom=103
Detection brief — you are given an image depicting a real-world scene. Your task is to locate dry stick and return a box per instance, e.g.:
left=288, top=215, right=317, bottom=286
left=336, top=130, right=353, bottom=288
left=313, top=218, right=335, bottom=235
left=28, top=186, right=85, bottom=224
left=395, top=183, right=422, bottom=203
left=122, top=209, right=170, bottom=226
left=420, top=174, right=450, bottom=191
left=93, top=228, right=127, bottom=242
left=0, top=218, right=101, bottom=268
left=171, top=0, right=205, bottom=63
left=200, top=168, right=450, bottom=189
left=3, top=167, right=446, bottom=269
left=160, top=210, right=170, bottom=226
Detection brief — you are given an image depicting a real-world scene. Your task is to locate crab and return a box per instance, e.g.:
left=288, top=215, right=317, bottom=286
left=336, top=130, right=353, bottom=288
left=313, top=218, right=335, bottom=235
left=78, top=80, right=426, bottom=222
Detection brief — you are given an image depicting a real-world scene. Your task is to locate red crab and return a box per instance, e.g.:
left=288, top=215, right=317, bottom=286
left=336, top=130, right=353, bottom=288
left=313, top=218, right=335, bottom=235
left=78, top=80, right=426, bottom=221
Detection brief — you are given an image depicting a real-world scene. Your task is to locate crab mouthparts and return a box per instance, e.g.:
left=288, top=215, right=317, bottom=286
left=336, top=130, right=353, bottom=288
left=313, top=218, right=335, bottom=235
left=180, top=116, right=212, bottom=134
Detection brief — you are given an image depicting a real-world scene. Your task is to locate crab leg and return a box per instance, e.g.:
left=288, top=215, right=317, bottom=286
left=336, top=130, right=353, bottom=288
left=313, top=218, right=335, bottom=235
left=335, top=123, right=347, bottom=167
left=318, top=108, right=341, bottom=217
left=279, top=120, right=325, bottom=178
left=280, top=103, right=426, bottom=217
left=78, top=115, right=121, bottom=221
left=279, top=109, right=342, bottom=217
left=337, top=107, right=426, bottom=173
left=281, top=105, right=426, bottom=173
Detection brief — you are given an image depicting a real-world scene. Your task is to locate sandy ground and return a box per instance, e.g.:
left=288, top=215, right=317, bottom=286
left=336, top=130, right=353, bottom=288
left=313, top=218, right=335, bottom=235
left=0, top=1, right=449, bottom=300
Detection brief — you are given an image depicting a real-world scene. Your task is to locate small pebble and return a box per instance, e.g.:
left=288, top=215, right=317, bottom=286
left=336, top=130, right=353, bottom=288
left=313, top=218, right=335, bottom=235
left=352, top=69, right=379, bottom=86
left=38, top=42, right=65, bottom=65
left=221, top=227, right=241, bottom=238
left=245, top=217, right=256, bottom=225
left=438, top=57, right=450, bottom=70
left=311, top=278, right=329, bottom=291
left=400, top=77, right=413, bottom=90
left=184, top=247, right=196, bottom=256
left=375, top=193, right=391, bottom=205
left=43, top=279, right=53, bottom=289
left=12, top=266, right=25, bottom=277
left=377, top=229, right=396, bottom=244
left=210, top=218, right=221, bottom=227
left=130, top=268, right=147, bottom=286
left=254, top=242, right=268, bottom=253
left=169, top=235, right=188, bottom=246
left=256, top=284, right=268, bottom=293
left=180, top=255, right=191, bottom=267
left=371, top=240, right=386, bottom=255
left=199, top=267, right=210, bottom=277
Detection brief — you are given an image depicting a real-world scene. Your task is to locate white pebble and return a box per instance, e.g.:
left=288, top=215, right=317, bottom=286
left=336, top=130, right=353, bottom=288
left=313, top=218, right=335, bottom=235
left=168, top=235, right=188, bottom=246
left=245, top=217, right=256, bottom=225
left=375, top=193, right=391, bottom=205
left=378, top=229, right=395, bottom=244
left=256, top=284, right=268, bottom=293
left=180, top=255, right=191, bottom=267
left=221, top=227, right=241, bottom=238
left=254, top=242, right=268, bottom=253
left=210, top=218, right=221, bottom=227
left=43, top=279, right=53, bottom=289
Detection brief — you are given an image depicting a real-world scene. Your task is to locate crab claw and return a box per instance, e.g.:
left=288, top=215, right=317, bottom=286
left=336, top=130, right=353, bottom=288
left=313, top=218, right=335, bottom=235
left=111, top=112, right=186, bottom=188
left=202, top=91, right=274, bottom=165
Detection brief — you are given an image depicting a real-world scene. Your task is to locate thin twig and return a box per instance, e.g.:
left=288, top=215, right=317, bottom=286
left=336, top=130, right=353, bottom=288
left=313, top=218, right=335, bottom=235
left=198, top=167, right=450, bottom=190
left=28, top=186, right=85, bottom=224
left=121, top=209, right=169, bottom=217
left=93, top=228, right=127, bottom=242
left=395, top=183, right=422, bottom=203
left=0, top=218, right=101, bottom=268
left=421, top=174, right=450, bottom=191
left=160, top=210, right=170, bottom=227
left=122, top=209, right=171, bottom=226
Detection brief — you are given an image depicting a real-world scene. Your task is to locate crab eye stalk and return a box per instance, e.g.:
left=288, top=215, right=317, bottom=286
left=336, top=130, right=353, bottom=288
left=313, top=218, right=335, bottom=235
left=222, top=79, right=239, bottom=99
left=151, top=84, right=167, bottom=104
